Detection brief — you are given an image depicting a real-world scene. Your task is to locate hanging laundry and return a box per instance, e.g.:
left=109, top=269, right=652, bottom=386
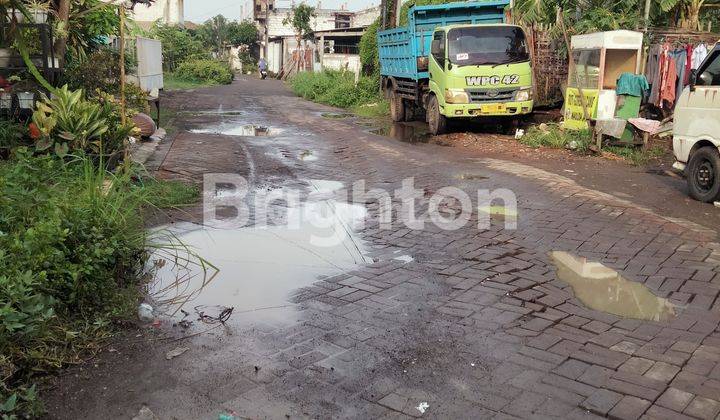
left=646, top=44, right=663, bottom=105
left=692, top=43, right=708, bottom=69
left=685, top=44, right=693, bottom=85
left=669, top=48, right=688, bottom=100
left=660, top=56, right=677, bottom=109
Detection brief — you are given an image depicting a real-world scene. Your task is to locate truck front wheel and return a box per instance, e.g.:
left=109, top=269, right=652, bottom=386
left=390, top=89, right=405, bottom=122
left=428, top=95, right=447, bottom=135
left=687, top=146, right=720, bottom=202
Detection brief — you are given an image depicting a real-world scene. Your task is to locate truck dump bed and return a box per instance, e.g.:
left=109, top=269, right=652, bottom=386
left=378, top=0, right=510, bottom=81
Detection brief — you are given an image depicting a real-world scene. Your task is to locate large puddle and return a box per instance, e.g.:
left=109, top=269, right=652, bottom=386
left=549, top=251, right=677, bottom=321
left=148, top=181, right=370, bottom=324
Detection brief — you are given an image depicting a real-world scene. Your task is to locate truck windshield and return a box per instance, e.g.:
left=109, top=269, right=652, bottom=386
left=448, top=26, right=529, bottom=67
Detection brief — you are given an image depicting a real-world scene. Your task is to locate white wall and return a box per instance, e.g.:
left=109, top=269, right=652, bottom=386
left=322, top=53, right=361, bottom=73
left=266, top=8, right=345, bottom=37
left=352, top=5, right=380, bottom=27
left=129, top=0, right=184, bottom=25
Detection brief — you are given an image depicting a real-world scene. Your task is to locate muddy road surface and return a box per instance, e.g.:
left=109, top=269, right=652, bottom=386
left=45, top=77, right=720, bottom=419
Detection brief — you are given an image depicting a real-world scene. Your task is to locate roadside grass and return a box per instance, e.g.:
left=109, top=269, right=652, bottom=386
left=519, top=123, right=593, bottom=152
left=520, top=123, right=668, bottom=166
left=0, top=150, right=198, bottom=417
left=604, top=145, right=666, bottom=166
left=163, top=73, right=219, bottom=91
left=351, top=100, right=390, bottom=118
left=289, top=70, right=386, bottom=115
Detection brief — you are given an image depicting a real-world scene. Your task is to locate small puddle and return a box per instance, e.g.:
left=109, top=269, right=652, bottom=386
left=299, top=150, right=318, bottom=161
left=190, top=124, right=270, bottom=136
left=321, top=112, right=354, bottom=119
left=458, top=174, right=489, bottom=181
left=478, top=205, right=517, bottom=221
left=549, top=251, right=677, bottom=321
left=371, top=122, right=431, bottom=143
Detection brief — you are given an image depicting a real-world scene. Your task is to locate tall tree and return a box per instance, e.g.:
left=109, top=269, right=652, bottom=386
left=283, top=2, right=316, bottom=73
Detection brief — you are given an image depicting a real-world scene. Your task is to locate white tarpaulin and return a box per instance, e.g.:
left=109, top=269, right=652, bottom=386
left=136, top=37, right=163, bottom=91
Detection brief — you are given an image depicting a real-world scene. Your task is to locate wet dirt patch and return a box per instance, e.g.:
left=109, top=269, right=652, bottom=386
left=190, top=124, right=270, bottom=137
left=549, top=251, right=677, bottom=321
left=370, top=122, right=431, bottom=144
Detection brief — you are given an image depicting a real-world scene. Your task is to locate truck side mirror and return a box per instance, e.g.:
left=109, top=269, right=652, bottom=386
left=690, top=69, right=698, bottom=92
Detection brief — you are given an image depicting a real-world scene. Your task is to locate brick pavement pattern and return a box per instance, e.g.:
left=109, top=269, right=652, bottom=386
left=48, top=78, right=720, bottom=419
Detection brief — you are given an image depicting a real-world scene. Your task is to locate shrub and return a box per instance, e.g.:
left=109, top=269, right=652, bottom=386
left=359, top=18, right=380, bottom=75
left=174, top=59, right=233, bottom=85
left=0, top=120, right=28, bottom=159
left=149, top=23, right=208, bottom=71
left=62, top=48, right=148, bottom=114
left=0, top=151, right=199, bottom=417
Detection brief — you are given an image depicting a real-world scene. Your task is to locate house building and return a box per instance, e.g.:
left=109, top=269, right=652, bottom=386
left=243, top=1, right=379, bottom=74
left=128, top=0, right=184, bottom=28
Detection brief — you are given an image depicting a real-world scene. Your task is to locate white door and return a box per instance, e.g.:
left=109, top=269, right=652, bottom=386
left=674, top=48, right=720, bottom=163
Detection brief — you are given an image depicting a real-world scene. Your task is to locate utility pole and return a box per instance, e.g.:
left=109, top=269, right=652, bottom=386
left=264, top=0, right=269, bottom=61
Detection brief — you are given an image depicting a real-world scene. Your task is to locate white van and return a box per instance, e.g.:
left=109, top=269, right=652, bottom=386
left=673, top=46, right=720, bottom=203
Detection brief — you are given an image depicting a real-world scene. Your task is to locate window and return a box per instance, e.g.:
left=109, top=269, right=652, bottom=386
left=568, top=49, right=601, bottom=90
left=432, top=31, right=446, bottom=69
left=447, top=26, right=528, bottom=67
left=697, top=50, right=720, bottom=86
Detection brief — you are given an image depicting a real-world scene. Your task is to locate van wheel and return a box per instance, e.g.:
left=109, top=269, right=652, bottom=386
left=390, top=89, right=405, bottom=122
left=687, top=146, right=720, bottom=202
left=428, top=95, right=447, bottom=135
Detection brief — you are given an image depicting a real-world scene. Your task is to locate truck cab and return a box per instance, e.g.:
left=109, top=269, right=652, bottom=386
left=427, top=24, right=533, bottom=133
left=378, top=1, right=533, bottom=135
left=673, top=46, right=720, bottom=203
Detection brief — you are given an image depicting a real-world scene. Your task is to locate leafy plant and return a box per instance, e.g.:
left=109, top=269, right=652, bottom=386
left=32, top=86, right=108, bottom=157
left=0, top=120, right=28, bottom=158
left=61, top=0, right=120, bottom=61
left=174, top=59, right=233, bottom=85
left=0, top=150, right=198, bottom=418
left=31, top=86, right=134, bottom=159
left=149, top=23, right=209, bottom=71
left=359, top=18, right=380, bottom=76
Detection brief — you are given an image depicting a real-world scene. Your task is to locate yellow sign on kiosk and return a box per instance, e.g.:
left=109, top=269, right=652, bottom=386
left=563, top=88, right=599, bottom=130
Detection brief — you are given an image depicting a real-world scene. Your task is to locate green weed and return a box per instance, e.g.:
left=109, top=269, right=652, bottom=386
left=519, top=123, right=592, bottom=152
left=605, top=145, right=666, bottom=166
left=0, top=150, right=198, bottom=417
left=289, top=70, right=383, bottom=111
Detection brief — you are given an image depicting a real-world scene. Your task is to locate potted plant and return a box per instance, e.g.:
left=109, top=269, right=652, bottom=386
left=27, top=0, right=51, bottom=24
left=11, top=77, right=37, bottom=110
left=0, top=47, right=12, bottom=67
left=10, top=8, right=25, bottom=23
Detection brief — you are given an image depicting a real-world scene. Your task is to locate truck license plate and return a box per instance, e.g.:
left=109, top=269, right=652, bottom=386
left=481, top=104, right=505, bottom=113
